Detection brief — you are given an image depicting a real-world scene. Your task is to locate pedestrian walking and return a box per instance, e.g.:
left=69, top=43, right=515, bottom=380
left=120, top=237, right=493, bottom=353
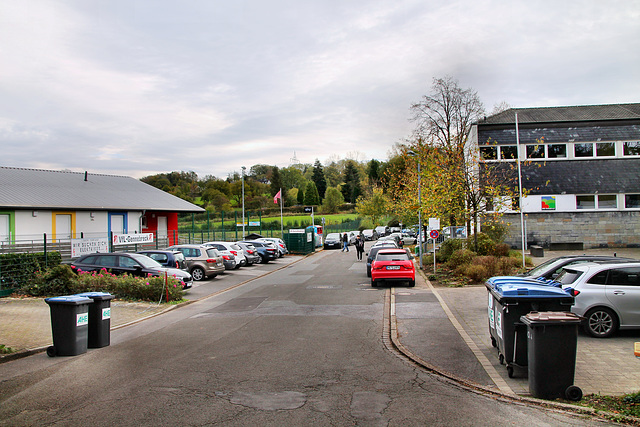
left=355, top=234, right=365, bottom=260
left=342, top=233, right=349, bottom=252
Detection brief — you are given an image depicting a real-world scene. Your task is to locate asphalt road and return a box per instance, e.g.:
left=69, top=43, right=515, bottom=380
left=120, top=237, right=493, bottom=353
left=0, top=248, right=612, bottom=426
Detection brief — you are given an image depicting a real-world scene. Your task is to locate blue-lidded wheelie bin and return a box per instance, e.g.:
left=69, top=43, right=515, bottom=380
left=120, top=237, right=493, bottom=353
left=485, top=276, right=553, bottom=350
left=521, top=311, right=583, bottom=401
left=75, top=292, right=115, bottom=348
left=44, top=295, right=92, bottom=357
left=485, top=279, right=574, bottom=378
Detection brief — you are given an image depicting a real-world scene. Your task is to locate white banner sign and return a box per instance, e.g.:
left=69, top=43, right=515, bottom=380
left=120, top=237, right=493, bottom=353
left=71, top=238, right=109, bottom=258
left=112, top=233, right=154, bottom=246
left=289, top=229, right=305, bottom=234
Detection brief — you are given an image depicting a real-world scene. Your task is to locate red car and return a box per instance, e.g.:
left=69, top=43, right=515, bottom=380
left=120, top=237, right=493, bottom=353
left=370, top=248, right=415, bottom=287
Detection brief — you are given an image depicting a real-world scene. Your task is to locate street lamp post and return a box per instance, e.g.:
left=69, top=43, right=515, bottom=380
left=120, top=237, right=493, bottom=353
left=241, top=166, right=246, bottom=238
left=407, top=150, right=423, bottom=269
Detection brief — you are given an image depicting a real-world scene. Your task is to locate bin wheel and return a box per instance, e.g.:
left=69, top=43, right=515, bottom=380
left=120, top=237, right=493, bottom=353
left=565, top=385, right=583, bottom=402
left=46, top=346, right=56, bottom=357
left=491, top=337, right=497, bottom=348
left=498, top=353, right=504, bottom=365
left=507, top=366, right=514, bottom=378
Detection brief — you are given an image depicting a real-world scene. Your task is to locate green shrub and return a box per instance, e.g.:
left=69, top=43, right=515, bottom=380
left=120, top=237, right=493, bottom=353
left=438, top=238, right=463, bottom=262
left=481, top=218, right=509, bottom=243
left=447, top=249, right=476, bottom=268
left=1, top=252, right=62, bottom=289
left=474, top=233, right=496, bottom=256
left=20, top=266, right=184, bottom=302
left=496, top=256, right=522, bottom=275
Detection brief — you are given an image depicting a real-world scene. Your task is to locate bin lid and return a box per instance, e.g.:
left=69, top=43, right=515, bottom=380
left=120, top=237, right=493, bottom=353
left=74, top=292, right=115, bottom=301
left=45, top=295, right=93, bottom=305
left=490, top=282, right=573, bottom=300
left=485, top=276, right=547, bottom=290
left=520, top=311, right=583, bottom=325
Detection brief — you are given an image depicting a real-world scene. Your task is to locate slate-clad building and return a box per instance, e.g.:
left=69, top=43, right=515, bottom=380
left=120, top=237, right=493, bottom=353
left=468, top=103, right=640, bottom=249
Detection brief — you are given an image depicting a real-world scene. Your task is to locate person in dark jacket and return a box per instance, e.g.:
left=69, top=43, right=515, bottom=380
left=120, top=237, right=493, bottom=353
left=355, top=234, right=365, bottom=260
left=342, top=233, right=349, bottom=252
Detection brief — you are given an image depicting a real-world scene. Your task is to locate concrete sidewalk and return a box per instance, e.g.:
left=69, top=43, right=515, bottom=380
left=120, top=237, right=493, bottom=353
left=394, top=247, right=640, bottom=397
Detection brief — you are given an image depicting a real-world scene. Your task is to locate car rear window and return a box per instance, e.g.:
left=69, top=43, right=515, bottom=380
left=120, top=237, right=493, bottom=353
left=376, top=253, right=409, bottom=261
left=555, top=269, right=584, bottom=285
left=206, top=248, right=219, bottom=257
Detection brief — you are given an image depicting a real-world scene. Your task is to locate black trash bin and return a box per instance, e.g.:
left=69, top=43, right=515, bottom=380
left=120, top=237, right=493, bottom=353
left=485, top=278, right=574, bottom=377
left=75, top=292, right=115, bottom=348
left=521, top=311, right=583, bottom=401
left=44, top=295, right=92, bottom=357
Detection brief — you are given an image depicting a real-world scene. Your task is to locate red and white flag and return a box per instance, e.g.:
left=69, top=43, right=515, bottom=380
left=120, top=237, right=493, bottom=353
left=273, top=189, right=282, bottom=204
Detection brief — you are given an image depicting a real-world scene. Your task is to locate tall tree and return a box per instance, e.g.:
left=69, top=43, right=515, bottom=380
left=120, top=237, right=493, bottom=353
left=304, top=181, right=320, bottom=206
left=270, top=166, right=284, bottom=197
left=321, top=187, right=344, bottom=214
left=410, top=76, right=485, bottom=227
left=341, top=160, right=362, bottom=204
left=297, top=187, right=305, bottom=205
left=311, top=159, right=327, bottom=200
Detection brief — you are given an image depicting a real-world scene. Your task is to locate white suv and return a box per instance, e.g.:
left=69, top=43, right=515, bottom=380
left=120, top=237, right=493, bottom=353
left=557, top=262, right=640, bottom=338
left=203, top=241, right=247, bottom=268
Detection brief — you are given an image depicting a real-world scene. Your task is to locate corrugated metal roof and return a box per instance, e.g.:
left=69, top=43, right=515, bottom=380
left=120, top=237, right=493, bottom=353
left=479, top=103, right=640, bottom=125
left=0, top=167, right=205, bottom=212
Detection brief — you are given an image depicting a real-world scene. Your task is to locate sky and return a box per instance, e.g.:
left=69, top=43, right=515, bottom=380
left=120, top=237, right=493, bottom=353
left=1, top=0, right=639, bottom=179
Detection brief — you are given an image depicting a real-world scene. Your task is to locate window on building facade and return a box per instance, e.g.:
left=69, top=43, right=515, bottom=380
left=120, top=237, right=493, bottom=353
left=576, top=195, right=595, bottom=209
left=547, top=144, right=567, bottom=158
left=526, top=144, right=545, bottom=159
left=625, top=194, right=640, bottom=209
left=597, top=195, right=617, bottom=209
left=574, top=143, right=593, bottom=157
left=480, top=146, right=497, bottom=160
left=596, top=142, right=615, bottom=157
left=623, top=141, right=640, bottom=156
left=500, top=145, right=518, bottom=160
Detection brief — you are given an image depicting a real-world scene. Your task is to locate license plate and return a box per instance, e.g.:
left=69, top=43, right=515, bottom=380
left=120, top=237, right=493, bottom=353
left=386, top=265, right=401, bottom=270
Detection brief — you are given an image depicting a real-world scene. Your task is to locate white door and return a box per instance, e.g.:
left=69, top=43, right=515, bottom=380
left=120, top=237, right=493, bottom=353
left=111, top=215, right=125, bottom=234
left=0, top=215, right=9, bottom=243
left=56, top=214, right=72, bottom=240
left=158, top=216, right=168, bottom=239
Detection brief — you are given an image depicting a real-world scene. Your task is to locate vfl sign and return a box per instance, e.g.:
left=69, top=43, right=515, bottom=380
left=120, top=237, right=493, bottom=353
left=112, top=233, right=154, bottom=246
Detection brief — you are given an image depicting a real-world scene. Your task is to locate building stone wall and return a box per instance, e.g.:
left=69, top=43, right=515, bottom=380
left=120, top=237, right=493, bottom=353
left=498, top=211, right=640, bottom=249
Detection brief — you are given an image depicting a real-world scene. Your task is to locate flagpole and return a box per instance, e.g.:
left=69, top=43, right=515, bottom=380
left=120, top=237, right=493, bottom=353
left=280, top=187, right=283, bottom=236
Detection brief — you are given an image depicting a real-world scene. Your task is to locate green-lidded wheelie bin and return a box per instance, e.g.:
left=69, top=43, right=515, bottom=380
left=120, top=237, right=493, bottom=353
left=485, top=278, right=574, bottom=378
left=44, top=295, right=92, bottom=357
left=521, top=311, right=583, bottom=401
left=75, top=292, right=115, bottom=348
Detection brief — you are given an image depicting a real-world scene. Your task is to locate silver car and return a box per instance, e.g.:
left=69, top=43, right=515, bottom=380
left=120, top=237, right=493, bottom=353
left=557, top=262, right=640, bottom=337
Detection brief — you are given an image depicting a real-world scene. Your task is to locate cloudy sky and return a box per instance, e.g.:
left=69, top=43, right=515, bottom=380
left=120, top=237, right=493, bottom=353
left=1, top=1, right=638, bottom=179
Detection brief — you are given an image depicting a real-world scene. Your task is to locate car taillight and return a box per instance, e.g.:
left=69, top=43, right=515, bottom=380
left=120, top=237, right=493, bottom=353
left=569, top=288, right=580, bottom=297
left=175, top=261, right=179, bottom=268
left=222, top=255, right=231, bottom=260
left=230, top=250, right=238, bottom=256
left=247, top=250, right=254, bottom=254
left=206, top=258, right=216, bottom=264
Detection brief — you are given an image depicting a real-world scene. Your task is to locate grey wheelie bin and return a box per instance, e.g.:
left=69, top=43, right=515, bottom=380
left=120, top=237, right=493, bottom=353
left=521, top=311, right=583, bottom=401
left=44, top=295, right=92, bottom=357
left=485, top=279, right=574, bottom=378
left=75, top=292, right=115, bottom=348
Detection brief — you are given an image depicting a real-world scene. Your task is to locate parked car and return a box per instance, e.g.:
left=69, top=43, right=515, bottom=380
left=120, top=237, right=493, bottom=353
left=203, top=241, right=246, bottom=268
left=362, top=229, right=377, bottom=241
left=366, top=242, right=401, bottom=277
left=69, top=252, right=193, bottom=289
left=257, top=238, right=288, bottom=257
left=235, top=242, right=261, bottom=265
left=370, top=248, right=415, bottom=287
left=557, top=262, right=640, bottom=337
left=324, top=233, right=343, bottom=250
left=520, top=255, right=635, bottom=281
left=166, top=244, right=225, bottom=281
left=241, top=240, right=278, bottom=263
left=375, top=225, right=389, bottom=237
left=401, top=233, right=417, bottom=245
left=348, top=231, right=359, bottom=245
left=136, top=250, right=188, bottom=270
